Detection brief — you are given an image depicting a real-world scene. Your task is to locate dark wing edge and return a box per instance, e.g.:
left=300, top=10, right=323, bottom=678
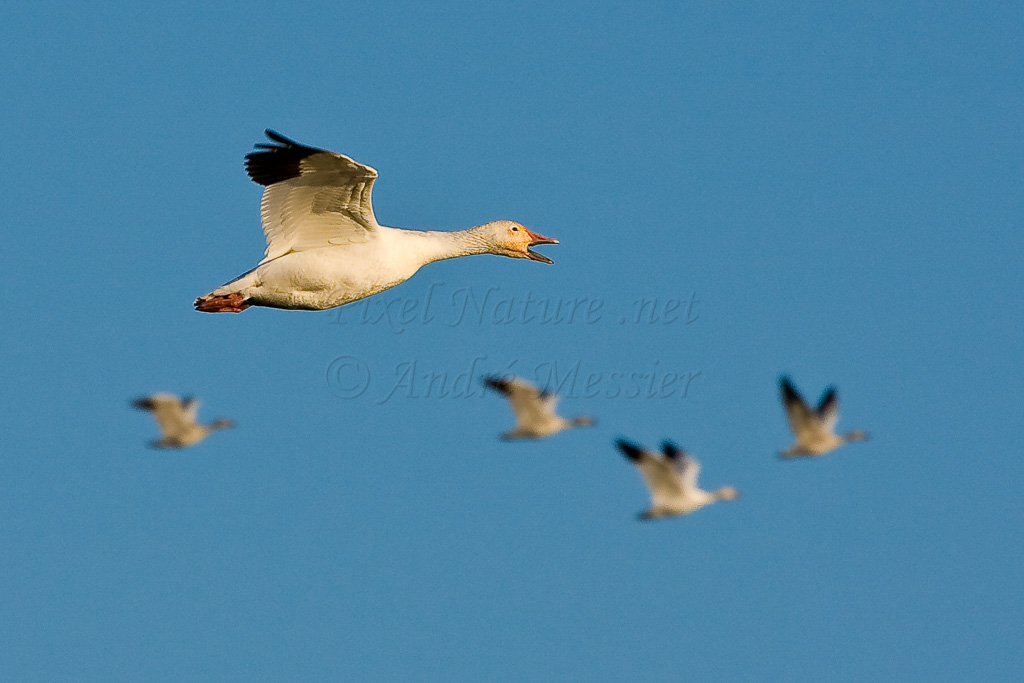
left=779, top=375, right=807, bottom=410
left=615, top=438, right=647, bottom=464
left=816, top=387, right=838, bottom=417
left=660, top=440, right=684, bottom=461
left=244, top=129, right=326, bottom=186
left=482, top=375, right=514, bottom=397
left=131, top=397, right=155, bottom=411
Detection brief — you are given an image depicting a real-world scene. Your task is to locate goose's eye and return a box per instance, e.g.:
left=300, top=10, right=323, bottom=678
left=511, top=226, right=519, bottom=232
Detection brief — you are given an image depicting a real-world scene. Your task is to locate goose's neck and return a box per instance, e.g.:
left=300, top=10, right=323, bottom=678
left=401, top=227, right=493, bottom=265
left=208, top=419, right=234, bottom=432
left=713, top=486, right=739, bottom=502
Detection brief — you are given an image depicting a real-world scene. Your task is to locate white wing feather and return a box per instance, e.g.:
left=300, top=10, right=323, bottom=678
left=246, top=132, right=381, bottom=263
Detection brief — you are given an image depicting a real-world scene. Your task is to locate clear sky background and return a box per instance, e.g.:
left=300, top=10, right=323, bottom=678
left=2, top=1, right=1023, bottom=681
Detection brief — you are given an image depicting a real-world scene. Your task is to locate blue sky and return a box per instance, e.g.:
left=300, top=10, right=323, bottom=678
left=2, top=1, right=1023, bottom=680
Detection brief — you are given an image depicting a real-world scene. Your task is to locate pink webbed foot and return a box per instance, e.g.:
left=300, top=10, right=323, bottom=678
left=194, top=293, right=251, bottom=313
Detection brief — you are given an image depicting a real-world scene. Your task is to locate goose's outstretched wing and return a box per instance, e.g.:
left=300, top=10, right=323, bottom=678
left=245, top=130, right=380, bottom=263
left=484, top=376, right=557, bottom=427
left=816, top=387, right=840, bottom=432
left=661, top=441, right=700, bottom=493
left=616, top=439, right=684, bottom=503
left=132, top=394, right=194, bottom=439
left=780, top=376, right=819, bottom=437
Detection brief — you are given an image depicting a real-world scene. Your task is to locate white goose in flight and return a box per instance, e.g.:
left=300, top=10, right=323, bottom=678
left=779, top=376, right=869, bottom=458
left=483, top=375, right=595, bottom=440
left=616, top=439, right=739, bottom=520
left=195, top=130, right=558, bottom=312
left=132, top=394, right=234, bottom=448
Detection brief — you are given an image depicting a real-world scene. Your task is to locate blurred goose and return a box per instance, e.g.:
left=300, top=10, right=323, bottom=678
left=195, top=130, right=558, bottom=312
left=483, top=375, right=595, bottom=440
left=131, top=394, right=234, bottom=448
left=616, top=439, right=739, bottom=520
left=779, top=376, right=869, bottom=458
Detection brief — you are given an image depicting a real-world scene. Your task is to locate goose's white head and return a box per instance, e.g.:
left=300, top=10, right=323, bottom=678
left=480, top=220, right=559, bottom=264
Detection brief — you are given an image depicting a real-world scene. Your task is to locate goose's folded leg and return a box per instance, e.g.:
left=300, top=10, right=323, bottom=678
left=195, top=293, right=251, bottom=313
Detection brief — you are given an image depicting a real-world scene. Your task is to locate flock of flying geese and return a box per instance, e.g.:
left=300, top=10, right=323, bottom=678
left=133, top=130, right=870, bottom=521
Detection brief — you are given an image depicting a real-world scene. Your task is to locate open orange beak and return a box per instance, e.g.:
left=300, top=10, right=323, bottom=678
left=524, top=228, right=558, bottom=264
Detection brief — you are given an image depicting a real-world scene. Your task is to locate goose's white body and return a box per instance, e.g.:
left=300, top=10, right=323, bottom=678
left=131, top=393, right=234, bottom=449
left=483, top=376, right=594, bottom=440
left=196, top=131, right=557, bottom=313
left=779, top=376, right=869, bottom=458
left=616, top=439, right=739, bottom=519
left=211, top=228, right=499, bottom=311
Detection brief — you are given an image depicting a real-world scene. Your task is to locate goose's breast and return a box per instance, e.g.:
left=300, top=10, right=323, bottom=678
left=803, top=431, right=842, bottom=454
left=256, top=244, right=423, bottom=309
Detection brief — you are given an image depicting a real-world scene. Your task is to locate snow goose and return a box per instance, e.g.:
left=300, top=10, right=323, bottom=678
left=195, top=130, right=558, bottom=312
left=483, top=375, right=595, bottom=440
left=616, top=439, right=739, bottom=520
left=131, top=393, right=234, bottom=448
left=779, top=376, right=869, bottom=458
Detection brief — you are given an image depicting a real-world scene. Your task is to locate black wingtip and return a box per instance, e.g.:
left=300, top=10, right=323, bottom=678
left=263, top=129, right=298, bottom=146
left=131, top=397, right=154, bottom=411
left=615, top=438, right=645, bottom=462
left=482, top=375, right=511, bottom=394
left=780, top=376, right=802, bottom=403
left=817, top=386, right=838, bottom=412
left=660, top=440, right=683, bottom=459
left=244, top=130, right=322, bottom=186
